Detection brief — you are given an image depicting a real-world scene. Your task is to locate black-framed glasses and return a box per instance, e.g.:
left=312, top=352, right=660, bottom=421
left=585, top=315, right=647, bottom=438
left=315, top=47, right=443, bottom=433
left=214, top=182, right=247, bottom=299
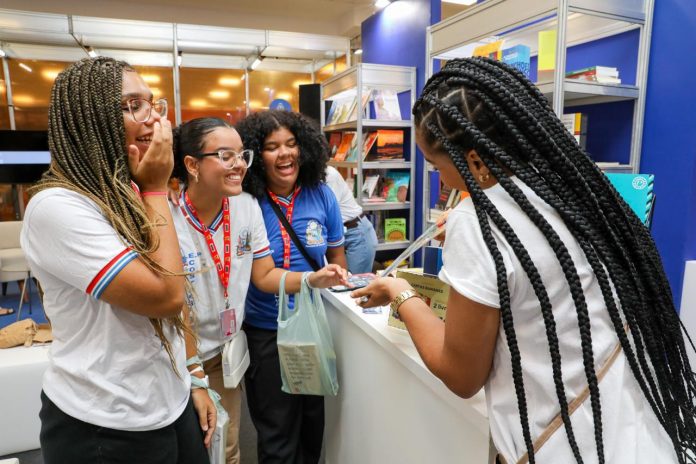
left=122, top=98, right=168, bottom=123
left=195, top=149, right=254, bottom=169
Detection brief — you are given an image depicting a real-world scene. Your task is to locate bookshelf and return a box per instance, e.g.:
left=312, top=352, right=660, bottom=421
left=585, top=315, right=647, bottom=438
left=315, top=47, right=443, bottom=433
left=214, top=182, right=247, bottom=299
left=320, top=63, right=417, bottom=253
left=423, top=0, right=654, bottom=228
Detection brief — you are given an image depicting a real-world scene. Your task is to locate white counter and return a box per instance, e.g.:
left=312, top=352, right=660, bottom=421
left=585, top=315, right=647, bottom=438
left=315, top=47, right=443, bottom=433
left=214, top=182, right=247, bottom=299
left=0, top=344, right=50, bottom=455
left=322, top=290, right=490, bottom=464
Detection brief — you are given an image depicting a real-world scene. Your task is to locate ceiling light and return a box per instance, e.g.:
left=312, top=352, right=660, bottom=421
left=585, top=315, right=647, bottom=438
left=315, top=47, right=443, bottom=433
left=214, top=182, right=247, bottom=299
left=141, top=74, right=160, bottom=84
left=219, top=77, right=241, bottom=87
left=375, top=0, right=390, bottom=8
left=41, top=69, right=61, bottom=81
left=241, top=74, right=246, bottom=81
left=13, top=95, right=35, bottom=105
left=209, top=89, right=230, bottom=99
left=441, top=0, right=477, bottom=4
left=86, top=46, right=98, bottom=58
left=150, top=87, right=162, bottom=97
left=263, top=87, right=271, bottom=92
left=354, top=49, right=363, bottom=55
left=250, top=56, right=263, bottom=70
left=277, top=92, right=292, bottom=101
left=0, top=50, right=6, bottom=58
left=19, top=63, right=33, bottom=73
left=189, top=98, right=207, bottom=108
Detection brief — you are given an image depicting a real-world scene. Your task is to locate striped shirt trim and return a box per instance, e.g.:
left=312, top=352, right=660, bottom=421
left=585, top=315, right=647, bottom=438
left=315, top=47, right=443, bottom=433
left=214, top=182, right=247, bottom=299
left=253, top=246, right=272, bottom=260
left=327, top=237, right=345, bottom=247
left=86, top=248, right=139, bottom=299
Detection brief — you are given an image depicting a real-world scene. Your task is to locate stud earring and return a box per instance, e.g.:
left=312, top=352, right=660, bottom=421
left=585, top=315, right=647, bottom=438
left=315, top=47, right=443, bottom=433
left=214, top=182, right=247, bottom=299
left=194, top=174, right=199, bottom=183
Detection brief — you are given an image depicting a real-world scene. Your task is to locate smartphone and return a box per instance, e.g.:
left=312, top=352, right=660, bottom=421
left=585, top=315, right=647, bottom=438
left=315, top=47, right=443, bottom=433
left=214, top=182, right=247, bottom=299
left=329, top=273, right=377, bottom=292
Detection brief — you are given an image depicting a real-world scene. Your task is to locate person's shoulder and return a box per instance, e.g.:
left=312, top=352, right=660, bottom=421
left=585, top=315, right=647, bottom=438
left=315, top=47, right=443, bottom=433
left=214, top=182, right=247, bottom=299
left=26, top=187, right=97, bottom=216
left=229, top=192, right=262, bottom=213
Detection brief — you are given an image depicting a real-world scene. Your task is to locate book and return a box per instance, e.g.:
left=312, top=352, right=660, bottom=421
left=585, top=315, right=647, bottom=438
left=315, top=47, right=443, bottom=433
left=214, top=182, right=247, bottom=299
left=537, top=30, right=557, bottom=81
left=502, top=45, right=531, bottom=78
left=327, top=96, right=355, bottom=125
left=349, top=89, right=372, bottom=121
left=566, top=66, right=619, bottom=78
left=362, top=132, right=379, bottom=160
left=365, top=129, right=404, bottom=161
left=333, top=132, right=355, bottom=161
left=389, top=269, right=449, bottom=330
left=436, top=183, right=453, bottom=210
left=473, top=40, right=504, bottom=61
left=605, top=173, right=655, bottom=226
left=328, top=132, right=342, bottom=158
left=385, top=218, right=407, bottom=242
left=373, top=89, right=401, bottom=120
left=561, top=113, right=588, bottom=149
left=361, top=174, right=380, bottom=199
left=344, top=134, right=360, bottom=162
left=382, top=171, right=410, bottom=202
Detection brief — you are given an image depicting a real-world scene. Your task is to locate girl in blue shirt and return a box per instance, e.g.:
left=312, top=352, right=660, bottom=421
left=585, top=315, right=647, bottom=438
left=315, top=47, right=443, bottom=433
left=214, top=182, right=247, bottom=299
left=237, top=111, right=347, bottom=464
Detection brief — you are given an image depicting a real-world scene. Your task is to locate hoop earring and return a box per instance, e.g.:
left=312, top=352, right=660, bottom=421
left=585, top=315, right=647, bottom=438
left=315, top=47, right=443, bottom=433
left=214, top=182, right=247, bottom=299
left=478, top=172, right=490, bottom=183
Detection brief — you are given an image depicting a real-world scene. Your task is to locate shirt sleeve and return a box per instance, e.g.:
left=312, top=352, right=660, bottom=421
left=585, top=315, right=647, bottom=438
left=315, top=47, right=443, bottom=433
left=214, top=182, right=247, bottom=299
left=22, top=190, right=138, bottom=299
left=323, top=185, right=345, bottom=248
left=250, top=198, right=272, bottom=260
left=438, top=207, right=509, bottom=308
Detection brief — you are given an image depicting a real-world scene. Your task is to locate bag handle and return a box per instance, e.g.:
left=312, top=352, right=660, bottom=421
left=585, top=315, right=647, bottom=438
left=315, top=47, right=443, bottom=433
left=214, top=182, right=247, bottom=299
left=277, top=271, right=292, bottom=323
left=267, top=193, right=321, bottom=272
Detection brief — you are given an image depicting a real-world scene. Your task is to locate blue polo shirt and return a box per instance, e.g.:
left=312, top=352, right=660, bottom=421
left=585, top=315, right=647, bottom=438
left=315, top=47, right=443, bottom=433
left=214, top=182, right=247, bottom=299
left=244, top=183, right=345, bottom=330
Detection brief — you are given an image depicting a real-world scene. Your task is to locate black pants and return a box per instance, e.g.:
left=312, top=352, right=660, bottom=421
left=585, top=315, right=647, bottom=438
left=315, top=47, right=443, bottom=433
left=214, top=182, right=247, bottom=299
left=244, top=323, right=324, bottom=464
left=39, top=391, right=209, bottom=464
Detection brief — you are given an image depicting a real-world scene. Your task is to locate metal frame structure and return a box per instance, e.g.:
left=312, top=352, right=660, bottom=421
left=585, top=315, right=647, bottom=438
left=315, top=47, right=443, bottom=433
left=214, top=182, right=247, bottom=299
left=422, top=0, right=654, bottom=232
left=320, top=63, right=417, bottom=252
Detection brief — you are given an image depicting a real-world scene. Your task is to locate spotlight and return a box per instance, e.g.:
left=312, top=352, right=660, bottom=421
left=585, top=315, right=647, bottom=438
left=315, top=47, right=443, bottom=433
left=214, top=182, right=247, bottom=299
left=177, top=51, right=183, bottom=66
left=354, top=49, right=363, bottom=55
left=0, top=49, right=6, bottom=58
left=19, top=63, right=33, bottom=73
left=250, top=56, right=264, bottom=70
left=86, top=46, right=97, bottom=58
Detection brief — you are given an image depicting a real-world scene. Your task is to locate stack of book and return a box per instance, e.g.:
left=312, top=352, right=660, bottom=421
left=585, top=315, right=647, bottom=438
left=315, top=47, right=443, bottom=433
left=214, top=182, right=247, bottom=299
left=361, top=171, right=411, bottom=204
left=566, top=66, right=621, bottom=84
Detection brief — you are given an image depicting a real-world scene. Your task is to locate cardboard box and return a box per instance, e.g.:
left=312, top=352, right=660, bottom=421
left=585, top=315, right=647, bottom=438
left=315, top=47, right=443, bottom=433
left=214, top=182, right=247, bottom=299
left=389, top=268, right=450, bottom=330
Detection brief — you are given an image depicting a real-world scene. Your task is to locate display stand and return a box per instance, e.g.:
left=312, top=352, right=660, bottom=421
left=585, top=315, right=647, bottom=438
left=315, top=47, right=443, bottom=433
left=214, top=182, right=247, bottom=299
left=320, top=63, right=417, bottom=253
left=321, top=290, right=491, bottom=463
left=422, top=0, right=654, bottom=229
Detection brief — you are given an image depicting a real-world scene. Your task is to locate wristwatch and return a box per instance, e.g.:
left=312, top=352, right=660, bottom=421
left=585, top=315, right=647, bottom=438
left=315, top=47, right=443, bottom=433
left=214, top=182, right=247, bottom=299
left=390, top=289, right=420, bottom=320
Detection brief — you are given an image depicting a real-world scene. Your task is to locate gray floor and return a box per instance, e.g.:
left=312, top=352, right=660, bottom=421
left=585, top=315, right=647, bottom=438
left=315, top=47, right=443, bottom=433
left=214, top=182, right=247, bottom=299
left=0, top=391, right=259, bottom=464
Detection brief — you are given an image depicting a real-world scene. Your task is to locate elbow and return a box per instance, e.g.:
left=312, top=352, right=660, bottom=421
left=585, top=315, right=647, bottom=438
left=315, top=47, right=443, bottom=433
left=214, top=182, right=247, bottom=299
left=151, top=283, right=185, bottom=318
left=434, top=365, right=485, bottom=399
left=447, top=382, right=483, bottom=399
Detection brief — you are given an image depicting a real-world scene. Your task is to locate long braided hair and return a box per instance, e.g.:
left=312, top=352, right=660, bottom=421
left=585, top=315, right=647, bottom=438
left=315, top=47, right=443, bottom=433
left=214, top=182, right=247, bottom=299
left=414, top=57, right=696, bottom=463
left=32, top=57, right=185, bottom=372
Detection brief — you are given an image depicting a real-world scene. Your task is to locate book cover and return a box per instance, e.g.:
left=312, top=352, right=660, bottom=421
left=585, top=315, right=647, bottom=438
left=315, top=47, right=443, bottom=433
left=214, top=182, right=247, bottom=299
left=502, top=44, right=531, bottom=78
left=362, top=132, right=379, bottom=159
left=349, top=89, right=372, bottom=121
left=385, top=218, right=407, bottom=242
left=566, top=66, right=619, bottom=78
left=344, top=134, right=360, bottom=162
left=366, top=129, right=404, bottom=161
left=605, top=173, right=655, bottom=226
left=328, top=132, right=342, bottom=158
left=382, top=171, right=410, bottom=202
left=473, top=40, right=504, bottom=61
left=436, top=182, right=452, bottom=210
left=333, top=132, right=355, bottom=161
left=389, top=269, right=449, bottom=330
left=373, top=89, right=401, bottom=120
left=537, top=30, right=557, bottom=81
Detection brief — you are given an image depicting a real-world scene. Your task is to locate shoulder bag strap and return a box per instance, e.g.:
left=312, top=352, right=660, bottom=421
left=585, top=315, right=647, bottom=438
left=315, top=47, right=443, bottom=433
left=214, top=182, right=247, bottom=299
left=267, top=194, right=321, bottom=272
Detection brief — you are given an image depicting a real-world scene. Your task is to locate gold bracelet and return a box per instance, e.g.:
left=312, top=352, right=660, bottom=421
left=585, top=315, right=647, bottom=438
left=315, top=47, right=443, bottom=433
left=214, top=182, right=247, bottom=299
left=390, top=289, right=420, bottom=320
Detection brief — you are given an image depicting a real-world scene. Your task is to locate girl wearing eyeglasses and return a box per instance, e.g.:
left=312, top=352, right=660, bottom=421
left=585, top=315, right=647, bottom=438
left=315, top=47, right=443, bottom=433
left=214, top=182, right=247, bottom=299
left=21, top=57, right=209, bottom=463
left=171, top=117, right=348, bottom=464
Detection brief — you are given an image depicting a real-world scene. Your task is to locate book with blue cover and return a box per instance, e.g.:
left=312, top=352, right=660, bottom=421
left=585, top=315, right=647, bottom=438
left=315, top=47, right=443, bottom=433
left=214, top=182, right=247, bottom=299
left=605, top=173, right=655, bottom=226
left=502, top=45, right=531, bottom=78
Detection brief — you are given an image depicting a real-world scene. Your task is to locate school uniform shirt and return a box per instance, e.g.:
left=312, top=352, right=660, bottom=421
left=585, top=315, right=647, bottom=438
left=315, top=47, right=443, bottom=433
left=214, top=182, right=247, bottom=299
left=245, top=183, right=345, bottom=330
left=171, top=191, right=271, bottom=361
left=20, top=188, right=190, bottom=432
left=438, top=177, right=677, bottom=463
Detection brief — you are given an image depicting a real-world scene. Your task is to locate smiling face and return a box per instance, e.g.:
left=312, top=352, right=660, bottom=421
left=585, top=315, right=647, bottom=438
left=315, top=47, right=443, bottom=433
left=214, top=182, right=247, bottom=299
left=121, top=70, right=162, bottom=157
left=189, top=127, right=246, bottom=197
left=261, top=126, right=300, bottom=196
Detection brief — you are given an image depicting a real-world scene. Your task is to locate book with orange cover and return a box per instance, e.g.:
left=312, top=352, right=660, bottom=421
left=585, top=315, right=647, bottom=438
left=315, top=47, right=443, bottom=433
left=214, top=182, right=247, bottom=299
left=333, top=132, right=355, bottom=161
left=365, top=130, right=404, bottom=161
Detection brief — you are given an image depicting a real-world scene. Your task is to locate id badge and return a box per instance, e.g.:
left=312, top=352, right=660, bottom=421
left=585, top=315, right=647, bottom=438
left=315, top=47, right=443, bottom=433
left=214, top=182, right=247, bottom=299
left=219, top=308, right=237, bottom=339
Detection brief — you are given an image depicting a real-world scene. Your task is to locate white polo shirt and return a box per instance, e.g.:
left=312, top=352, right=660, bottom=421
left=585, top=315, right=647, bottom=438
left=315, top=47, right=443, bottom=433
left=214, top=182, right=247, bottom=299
left=21, top=188, right=190, bottom=432
left=325, top=166, right=362, bottom=223
left=171, top=191, right=271, bottom=361
left=439, top=177, right=677, bottom=463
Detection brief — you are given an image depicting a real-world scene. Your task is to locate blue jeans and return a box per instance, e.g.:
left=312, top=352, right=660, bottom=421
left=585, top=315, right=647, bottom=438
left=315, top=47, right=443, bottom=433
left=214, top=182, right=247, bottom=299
left=344, top=216, right=378, bottom=274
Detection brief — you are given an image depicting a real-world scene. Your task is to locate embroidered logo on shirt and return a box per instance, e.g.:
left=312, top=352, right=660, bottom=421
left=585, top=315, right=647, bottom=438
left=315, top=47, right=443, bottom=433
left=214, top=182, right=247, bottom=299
left=305, top=220, right=325, bottom=246
left=236, top=228, right=252, bottom=256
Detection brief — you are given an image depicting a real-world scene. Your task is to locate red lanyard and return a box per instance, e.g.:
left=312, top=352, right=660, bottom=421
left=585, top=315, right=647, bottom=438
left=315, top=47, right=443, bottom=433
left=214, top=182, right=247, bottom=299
left=183, top=191, right=232, bottom=304
left=267, top=187, right=301, bottom=269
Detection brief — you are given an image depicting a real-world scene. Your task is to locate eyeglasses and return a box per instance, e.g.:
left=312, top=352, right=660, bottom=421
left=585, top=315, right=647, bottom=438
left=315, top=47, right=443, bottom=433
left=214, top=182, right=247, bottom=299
left=122, top=98, right=168, bottom=123
left=196, top=149, right=254, bottom=169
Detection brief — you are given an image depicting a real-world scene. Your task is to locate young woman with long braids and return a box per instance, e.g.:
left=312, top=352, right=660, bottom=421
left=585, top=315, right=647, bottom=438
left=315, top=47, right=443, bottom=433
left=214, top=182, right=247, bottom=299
left=170, top=117, right=348, bottom=464
left=236, top=110, right=348, bottom=464
left=353, top=57, right=694, bottom=463
left=20, top=57, right=210, bottom=463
